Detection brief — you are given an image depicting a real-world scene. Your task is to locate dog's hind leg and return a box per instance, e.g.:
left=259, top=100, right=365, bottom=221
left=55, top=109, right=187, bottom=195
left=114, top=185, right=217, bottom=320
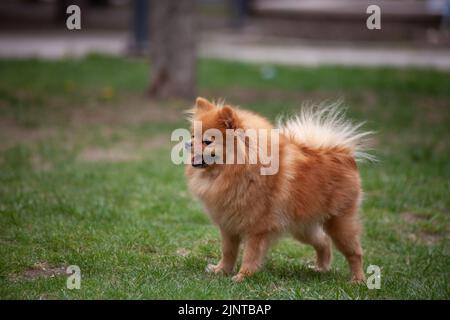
left=293, top=224, right=332, bottom=272
left=324, top=212, right=365, bottom=283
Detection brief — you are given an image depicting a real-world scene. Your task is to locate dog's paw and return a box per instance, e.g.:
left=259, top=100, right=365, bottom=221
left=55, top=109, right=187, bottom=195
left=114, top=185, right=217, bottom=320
left=205, top=263, right=220, bottom=273
left=205, top=263, right=230, bottom=275
left=350, top=275, right=366, bottom=284
left=313, top=265, right=331, bottom=273
left=307, top=262, right=330, bottom=273
left=231, top=273, right=246, bottom=283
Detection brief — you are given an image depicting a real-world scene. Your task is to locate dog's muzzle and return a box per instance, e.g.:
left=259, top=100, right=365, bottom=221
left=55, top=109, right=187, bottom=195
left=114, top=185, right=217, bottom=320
left=191, top=155, right=209, bottom=168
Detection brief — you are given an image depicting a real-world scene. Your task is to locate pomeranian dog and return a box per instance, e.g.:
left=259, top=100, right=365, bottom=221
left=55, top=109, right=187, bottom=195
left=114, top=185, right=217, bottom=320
left=185, top=97, right=373, bottom=283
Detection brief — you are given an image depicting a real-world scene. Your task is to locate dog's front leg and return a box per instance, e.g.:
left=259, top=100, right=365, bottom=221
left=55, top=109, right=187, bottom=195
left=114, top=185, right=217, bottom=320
left=206, top=229, right=240, bottom=275
left=232, top=233, right=271, bottom=282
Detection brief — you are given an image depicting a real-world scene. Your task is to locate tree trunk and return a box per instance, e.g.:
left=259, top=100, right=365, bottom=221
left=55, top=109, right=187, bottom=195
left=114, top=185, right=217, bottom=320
left=148, top=0, right=196, bottom=100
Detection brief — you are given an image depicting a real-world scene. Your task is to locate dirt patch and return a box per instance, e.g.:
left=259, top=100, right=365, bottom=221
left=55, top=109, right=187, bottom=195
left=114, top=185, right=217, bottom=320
left=31, top=154, right=53, bottom=172
left=141, top=135, right=169, bottom=150
left=415, top=96, right=450, bottom=126
left=0, top=95, right=184, bottom=152
left=176, top=248, right=191, bottom=257
left=77, top=135, right=168, bottom=163
left=407, top=231, right=448, bottom=246
left=69, top=95, right=183, bottom=128
left=402, top=212, right=427, bottom=224
left=11, top=262, right=67, bottom=281
left=78, top=146, right=139, bottom=162
left=0, top=118, right=54, bottom=151
left=402, top=212, right=449, bottom=245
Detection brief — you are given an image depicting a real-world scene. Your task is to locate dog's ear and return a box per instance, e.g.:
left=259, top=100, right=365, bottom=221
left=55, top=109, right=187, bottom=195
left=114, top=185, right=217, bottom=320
left=195, top=97, right=215, bottom=112
left=219, top=105, right=239, bottom=129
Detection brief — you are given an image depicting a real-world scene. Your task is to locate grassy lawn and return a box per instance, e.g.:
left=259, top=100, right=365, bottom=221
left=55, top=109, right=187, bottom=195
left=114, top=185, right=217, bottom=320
left=0, top=55, right=448, bottom=299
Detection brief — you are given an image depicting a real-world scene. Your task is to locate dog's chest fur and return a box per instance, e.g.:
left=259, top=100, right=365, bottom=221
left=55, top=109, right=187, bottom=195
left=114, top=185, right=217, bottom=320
left=186, top=167, right=271, bottom=234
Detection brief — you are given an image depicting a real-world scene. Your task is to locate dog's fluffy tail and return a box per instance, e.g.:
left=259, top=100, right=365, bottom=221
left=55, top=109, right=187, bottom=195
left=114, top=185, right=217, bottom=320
left=277, top=103, right=375, bottom=162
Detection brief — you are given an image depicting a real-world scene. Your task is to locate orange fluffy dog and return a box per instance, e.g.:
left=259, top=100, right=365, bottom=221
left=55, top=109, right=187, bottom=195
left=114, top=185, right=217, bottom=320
left=185, top=97, right=373, bottom=283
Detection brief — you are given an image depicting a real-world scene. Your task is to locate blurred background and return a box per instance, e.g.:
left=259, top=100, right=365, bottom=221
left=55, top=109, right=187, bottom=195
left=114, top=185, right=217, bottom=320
left=1, top=0, right=450, bottom=98
left=0, top=0, right=449, bottom=299
left=0, top=0, right=450, bottom=90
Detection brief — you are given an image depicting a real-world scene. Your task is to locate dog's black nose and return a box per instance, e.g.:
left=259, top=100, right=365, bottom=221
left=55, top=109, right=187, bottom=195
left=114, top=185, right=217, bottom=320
left=192, top=155, right=208, bottom=168
left=192, top=162, right=207, bottom=168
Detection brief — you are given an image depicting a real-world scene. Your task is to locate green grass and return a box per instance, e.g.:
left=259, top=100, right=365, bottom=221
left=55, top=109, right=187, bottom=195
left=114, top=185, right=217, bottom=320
left=0, top=55, right=449, bottom=299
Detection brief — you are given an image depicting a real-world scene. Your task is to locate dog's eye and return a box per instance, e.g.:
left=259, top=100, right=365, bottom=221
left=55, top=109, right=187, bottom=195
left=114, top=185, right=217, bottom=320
left=203, top=140, right=212, bottom=145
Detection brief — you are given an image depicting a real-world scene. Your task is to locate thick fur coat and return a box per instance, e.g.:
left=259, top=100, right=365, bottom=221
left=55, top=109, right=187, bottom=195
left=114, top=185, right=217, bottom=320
left=185, top=97, right=372, bottom=283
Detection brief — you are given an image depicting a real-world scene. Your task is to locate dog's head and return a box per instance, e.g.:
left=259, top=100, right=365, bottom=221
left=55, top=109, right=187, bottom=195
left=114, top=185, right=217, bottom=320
left=186, top=97, right=241, bottom=169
